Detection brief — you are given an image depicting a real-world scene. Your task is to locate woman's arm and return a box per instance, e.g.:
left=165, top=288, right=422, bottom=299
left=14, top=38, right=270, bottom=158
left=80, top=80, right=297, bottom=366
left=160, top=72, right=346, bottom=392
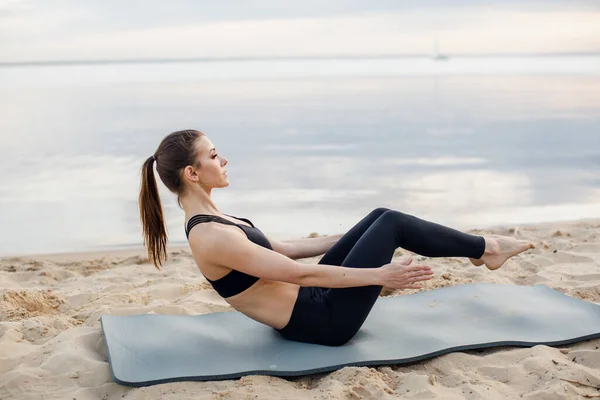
left=269, top=234, right=344, bottom=260
left=189, top=225, right=380, bottom=288
left=190, top=225, right=433, bottom=289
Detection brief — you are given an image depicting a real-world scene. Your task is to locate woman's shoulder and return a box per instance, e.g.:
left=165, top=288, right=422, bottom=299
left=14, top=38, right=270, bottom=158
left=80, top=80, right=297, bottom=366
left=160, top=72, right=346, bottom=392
left=188, top=221, right=244, bottom=248
left=186, top=223, right=244, bottom=274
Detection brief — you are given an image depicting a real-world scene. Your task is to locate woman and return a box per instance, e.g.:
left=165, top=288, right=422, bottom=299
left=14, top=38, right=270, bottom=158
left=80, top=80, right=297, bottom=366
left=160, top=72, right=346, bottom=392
left=139, top=129, right=535, bottom=346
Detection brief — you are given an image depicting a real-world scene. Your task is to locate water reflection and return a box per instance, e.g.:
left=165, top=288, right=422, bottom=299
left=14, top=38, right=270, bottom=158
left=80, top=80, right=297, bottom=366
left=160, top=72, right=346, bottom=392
left=0, top=61, right=599, bottom=256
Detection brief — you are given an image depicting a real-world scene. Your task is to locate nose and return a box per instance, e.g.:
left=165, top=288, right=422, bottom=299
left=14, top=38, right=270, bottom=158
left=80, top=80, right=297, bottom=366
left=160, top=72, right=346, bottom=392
left=221, top=156, right=228, bottom=167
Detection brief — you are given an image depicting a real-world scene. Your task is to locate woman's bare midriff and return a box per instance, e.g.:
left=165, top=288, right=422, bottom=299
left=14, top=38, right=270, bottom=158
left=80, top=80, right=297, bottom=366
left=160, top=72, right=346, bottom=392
left=187, top=216, right=301, bottom=330
left=223, top=279, right=300, bottom=330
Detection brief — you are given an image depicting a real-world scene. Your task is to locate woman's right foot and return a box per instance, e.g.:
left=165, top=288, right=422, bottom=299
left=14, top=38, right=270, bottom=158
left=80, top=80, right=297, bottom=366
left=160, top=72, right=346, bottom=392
left=470, top=235, right=535, bottom=270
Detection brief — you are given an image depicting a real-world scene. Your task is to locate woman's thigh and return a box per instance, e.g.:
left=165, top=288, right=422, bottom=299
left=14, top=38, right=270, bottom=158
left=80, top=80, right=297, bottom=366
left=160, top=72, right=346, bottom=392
left=324, top=212, right=401, bottom=342
left=277, top=209, right=391, bottom=346
left=318, top=207, right=389, bottom=266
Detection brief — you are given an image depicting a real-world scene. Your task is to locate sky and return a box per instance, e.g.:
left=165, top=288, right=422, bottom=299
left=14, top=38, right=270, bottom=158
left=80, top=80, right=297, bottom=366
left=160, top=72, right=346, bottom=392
left=1, top=0, right=600, bottom=62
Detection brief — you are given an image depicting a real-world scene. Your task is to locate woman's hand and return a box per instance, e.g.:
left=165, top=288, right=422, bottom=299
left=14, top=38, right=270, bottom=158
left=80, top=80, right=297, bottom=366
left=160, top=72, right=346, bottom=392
left=379, top=257, right=433, bottom=289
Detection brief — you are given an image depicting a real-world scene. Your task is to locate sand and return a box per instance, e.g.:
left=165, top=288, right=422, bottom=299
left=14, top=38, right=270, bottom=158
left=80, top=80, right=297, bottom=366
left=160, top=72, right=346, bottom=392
left=1, top=218, right=599, bottom=399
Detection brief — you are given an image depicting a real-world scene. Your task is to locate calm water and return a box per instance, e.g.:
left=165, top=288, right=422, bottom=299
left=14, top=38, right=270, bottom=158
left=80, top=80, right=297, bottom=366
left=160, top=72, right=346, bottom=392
left=1, top=56, right=599, bottom=256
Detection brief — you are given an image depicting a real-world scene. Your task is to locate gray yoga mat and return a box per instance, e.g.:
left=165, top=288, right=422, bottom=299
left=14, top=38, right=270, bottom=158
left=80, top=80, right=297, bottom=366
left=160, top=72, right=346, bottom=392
left=100, top=283, right=600, bottom=387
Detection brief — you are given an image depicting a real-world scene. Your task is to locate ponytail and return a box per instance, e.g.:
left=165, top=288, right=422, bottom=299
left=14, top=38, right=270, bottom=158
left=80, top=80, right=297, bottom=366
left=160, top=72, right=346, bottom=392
left=139, top=156, right=167, bottom=269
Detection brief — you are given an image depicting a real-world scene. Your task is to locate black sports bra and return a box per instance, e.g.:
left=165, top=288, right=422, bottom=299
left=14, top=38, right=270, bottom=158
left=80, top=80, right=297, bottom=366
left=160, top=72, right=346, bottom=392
left=185, top=214, right=273, bottom=298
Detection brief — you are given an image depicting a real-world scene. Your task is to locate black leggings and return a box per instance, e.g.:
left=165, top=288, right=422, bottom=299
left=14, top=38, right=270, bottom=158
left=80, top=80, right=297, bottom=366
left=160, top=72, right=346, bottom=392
left=276, top=208, right=486, bottom=346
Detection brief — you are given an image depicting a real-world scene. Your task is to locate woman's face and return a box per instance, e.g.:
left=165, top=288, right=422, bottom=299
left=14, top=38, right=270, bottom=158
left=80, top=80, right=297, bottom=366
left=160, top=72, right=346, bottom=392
left=188, top=136, right=229, bottom=189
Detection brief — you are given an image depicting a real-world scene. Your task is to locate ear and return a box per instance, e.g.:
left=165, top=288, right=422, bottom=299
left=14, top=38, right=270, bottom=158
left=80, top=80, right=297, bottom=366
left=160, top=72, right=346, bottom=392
left=183, top=165, right=200, bottom=182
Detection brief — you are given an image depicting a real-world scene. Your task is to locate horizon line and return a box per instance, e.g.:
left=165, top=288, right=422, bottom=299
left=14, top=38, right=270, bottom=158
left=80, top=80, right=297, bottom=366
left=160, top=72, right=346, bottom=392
left=1, top=51, right=599, bottom=68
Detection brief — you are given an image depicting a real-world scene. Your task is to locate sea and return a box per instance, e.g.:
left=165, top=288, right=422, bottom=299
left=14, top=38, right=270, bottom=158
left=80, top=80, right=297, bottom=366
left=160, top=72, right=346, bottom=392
left=1, top=55, right=599, bottom=256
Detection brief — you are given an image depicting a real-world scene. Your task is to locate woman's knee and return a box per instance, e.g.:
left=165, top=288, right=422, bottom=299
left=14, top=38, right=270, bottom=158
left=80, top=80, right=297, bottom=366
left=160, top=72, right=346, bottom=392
left=370, top=207, right=390, bottom=218
left=378, top=209, right=400, bottom=224
left=380, top=209, right=412, bottom=223
left=373, top=210, right=417, bottom=236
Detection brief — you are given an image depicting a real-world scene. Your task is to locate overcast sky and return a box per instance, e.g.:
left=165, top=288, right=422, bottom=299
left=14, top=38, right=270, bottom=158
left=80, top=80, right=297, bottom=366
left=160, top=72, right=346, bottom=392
left=1, top=0, right=600, bottom=62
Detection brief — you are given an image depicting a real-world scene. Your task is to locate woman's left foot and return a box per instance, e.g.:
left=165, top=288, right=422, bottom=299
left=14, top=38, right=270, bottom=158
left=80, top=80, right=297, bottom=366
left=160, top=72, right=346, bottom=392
left=470, top=235, right=535, bottom=270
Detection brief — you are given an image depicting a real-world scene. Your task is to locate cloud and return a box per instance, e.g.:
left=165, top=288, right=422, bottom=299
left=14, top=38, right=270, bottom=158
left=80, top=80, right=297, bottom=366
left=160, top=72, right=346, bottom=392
left=0, top=0, right=28, bottom=10
left=1, top=2, right=599, bottom=61
left=0, top=0, right=85, bottom=37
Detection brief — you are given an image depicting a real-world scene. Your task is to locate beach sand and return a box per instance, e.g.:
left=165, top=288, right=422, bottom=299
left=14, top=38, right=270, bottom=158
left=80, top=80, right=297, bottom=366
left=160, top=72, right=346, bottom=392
left=1, top=218, right=599, bottom=399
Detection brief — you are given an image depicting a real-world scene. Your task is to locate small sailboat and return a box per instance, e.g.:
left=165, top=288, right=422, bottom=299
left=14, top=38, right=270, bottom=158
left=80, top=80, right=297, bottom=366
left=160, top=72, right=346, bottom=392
left=431, top=39, right=449, bottom=61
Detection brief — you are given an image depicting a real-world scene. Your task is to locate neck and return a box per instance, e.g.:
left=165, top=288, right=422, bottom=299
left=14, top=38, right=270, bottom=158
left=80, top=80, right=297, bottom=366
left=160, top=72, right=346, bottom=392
left=180, top=185, right=220, bottom=217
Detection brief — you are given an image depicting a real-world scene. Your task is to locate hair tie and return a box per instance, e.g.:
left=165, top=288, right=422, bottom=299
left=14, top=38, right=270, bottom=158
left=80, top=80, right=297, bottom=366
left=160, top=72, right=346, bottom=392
left=151, top=155, right=156, bottom=162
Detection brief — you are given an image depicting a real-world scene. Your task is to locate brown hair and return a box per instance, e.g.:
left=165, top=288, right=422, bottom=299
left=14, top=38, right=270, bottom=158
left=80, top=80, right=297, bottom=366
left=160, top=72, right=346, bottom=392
left=138, top=129, right=205, bottom=269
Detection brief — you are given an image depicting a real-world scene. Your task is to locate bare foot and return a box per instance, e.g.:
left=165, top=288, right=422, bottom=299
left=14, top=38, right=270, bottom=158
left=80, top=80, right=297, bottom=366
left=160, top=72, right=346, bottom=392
left=470, top=235, right=535, bottom=270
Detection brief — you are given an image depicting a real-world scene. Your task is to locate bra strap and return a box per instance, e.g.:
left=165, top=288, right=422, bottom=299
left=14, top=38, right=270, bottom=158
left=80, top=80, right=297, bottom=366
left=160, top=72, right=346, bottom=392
left=224, top=214, right=255, bottom=228
left=185, top=215, right=238, bottom=238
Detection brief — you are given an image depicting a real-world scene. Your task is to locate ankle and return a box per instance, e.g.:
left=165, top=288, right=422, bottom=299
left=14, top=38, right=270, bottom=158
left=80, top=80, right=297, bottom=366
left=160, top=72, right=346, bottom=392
left=482, top=236, right=499, bottom=257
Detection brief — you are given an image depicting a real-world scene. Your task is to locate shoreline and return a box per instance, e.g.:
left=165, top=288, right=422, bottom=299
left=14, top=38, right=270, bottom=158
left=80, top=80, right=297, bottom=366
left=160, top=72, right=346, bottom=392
left=3, top=216, right=599, bottom=262
left=3, top=52, right=600, bottom=68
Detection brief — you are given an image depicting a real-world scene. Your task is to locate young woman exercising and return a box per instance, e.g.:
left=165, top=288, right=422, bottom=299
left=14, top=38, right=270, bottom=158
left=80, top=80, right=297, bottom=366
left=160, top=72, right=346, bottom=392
left=139, top=129, right=535, bottom=346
